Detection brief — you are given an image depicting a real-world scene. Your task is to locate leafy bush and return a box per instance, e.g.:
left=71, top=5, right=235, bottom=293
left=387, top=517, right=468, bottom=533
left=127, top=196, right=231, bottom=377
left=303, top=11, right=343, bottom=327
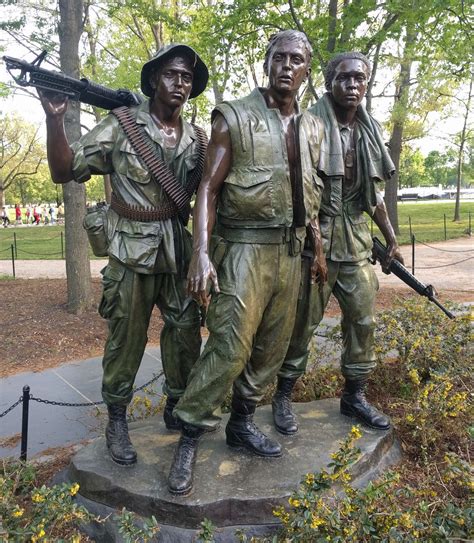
left=0, top=460, right=94, bottom=541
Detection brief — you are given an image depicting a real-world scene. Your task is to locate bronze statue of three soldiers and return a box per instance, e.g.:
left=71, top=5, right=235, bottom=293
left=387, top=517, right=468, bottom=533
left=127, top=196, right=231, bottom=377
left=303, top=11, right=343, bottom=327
left=40, top=30, right=403, bottom=495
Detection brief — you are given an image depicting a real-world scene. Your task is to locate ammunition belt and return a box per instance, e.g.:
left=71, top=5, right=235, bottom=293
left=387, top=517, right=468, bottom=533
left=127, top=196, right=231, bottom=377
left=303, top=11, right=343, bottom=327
left=111, top=106, right=207, bottom=221
left=111, top=192, right=178, bottom=222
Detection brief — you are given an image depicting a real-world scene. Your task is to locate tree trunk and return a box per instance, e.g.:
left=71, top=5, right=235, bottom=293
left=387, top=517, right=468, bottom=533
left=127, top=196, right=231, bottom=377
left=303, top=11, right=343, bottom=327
left=58, top=0, right=92, bottom=314
left=386, top=26, right=417, bottom=235
left=454, top=74, right=473, bottom=222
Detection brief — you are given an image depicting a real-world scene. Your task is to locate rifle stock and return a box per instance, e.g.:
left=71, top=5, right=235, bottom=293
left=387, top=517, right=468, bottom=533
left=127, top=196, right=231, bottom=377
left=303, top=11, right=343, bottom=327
left=372, top=237, right=455, bottom=319
left=3, top=51, right=143, bottom=110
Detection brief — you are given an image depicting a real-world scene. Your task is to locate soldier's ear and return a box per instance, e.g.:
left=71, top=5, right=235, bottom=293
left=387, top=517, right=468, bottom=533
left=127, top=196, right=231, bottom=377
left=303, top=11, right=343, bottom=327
left=304, top=66, right=311, bottom=81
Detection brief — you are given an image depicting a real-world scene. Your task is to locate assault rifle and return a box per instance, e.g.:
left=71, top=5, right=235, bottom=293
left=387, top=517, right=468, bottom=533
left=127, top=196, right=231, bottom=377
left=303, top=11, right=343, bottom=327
left=3, top=50, right=142, bottom=110
left=372, top=237, right=455, bottom=319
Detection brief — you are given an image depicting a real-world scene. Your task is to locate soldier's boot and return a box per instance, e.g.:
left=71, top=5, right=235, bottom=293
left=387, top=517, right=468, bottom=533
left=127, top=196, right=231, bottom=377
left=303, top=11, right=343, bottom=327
left=225, top=393, right=282, bottom=457
left=105, top=404, right=137, bottom=466
left=168, top=423, right=205, bottom=496
left=272, top=377, right=298, bottom=435
left=163, top=396, right=181, bottom=431
left=340, top=379, right=391, bottom=430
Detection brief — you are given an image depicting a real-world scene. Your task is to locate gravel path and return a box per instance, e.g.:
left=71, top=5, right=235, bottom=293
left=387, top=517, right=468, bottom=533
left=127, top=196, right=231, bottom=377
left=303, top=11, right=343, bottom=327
left=1, top=238, right=473, bottom=295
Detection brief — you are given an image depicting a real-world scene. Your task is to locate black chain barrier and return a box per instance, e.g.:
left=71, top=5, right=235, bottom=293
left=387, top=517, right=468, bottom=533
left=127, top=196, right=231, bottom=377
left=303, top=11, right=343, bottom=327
left=416, top=240, right=474, bottom=253
left=0, top=397, right=23, bottom=418
left=0, top=371, right=163, bottom=418
left=415, top=256, right=474, bottom=269
left=16, top=248, right=64, bottom=256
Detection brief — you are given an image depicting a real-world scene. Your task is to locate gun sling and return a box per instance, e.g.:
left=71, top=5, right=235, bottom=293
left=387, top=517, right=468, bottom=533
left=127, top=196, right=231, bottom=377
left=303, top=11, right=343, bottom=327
left=110, top=106, right=207, bottom=222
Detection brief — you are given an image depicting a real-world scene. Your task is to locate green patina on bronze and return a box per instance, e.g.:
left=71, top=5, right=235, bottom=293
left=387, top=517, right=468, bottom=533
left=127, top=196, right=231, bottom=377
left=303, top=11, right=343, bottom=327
left=71, top=98, right=203, bottom=404
left=279, top=92, right=394, bottom=381
left=174, top=90, right=324, bottom=429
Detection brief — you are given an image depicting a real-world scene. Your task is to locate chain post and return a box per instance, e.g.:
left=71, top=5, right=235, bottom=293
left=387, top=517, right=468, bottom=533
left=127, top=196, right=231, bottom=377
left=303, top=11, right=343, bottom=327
left=10, top=244, right=15, bottom=278
left=444, top=213, right=447, bottom=240
left=469, top=211, right=472, bottom=237
left=411, top=234, right=415, bottom=275
left=61, top=231, right=64, bottom=259
left=408, top=216, right=412, bottom=238
left=13, top=231, right=18, bottom=258
left=20, top=385, right=30, bottom=461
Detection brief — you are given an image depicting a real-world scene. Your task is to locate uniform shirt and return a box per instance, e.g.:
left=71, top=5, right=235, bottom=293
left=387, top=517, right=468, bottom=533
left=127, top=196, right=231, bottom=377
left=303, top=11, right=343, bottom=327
left=70, top=100, right=201, bottom=274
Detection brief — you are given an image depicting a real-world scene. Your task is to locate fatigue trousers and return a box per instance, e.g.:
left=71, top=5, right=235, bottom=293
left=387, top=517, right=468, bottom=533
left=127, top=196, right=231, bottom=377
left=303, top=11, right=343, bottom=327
left=99, top=258, right=201, bottom=406
left=278, top=257, right=379, bottom=381
left=174, top=241, right=301, bottom=430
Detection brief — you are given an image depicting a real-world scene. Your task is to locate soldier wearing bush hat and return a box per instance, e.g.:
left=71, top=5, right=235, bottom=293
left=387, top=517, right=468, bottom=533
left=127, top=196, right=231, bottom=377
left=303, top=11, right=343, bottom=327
left=38, top=43, right=209, bottom=467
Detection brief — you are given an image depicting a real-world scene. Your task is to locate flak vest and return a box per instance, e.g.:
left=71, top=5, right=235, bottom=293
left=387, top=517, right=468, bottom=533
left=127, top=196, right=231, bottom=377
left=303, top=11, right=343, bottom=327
left=213, top=88, right=323, bottom=233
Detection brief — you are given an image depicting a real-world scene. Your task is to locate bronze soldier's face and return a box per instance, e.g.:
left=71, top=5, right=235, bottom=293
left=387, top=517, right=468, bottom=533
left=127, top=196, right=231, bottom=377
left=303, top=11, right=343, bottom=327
left=266, top=39, right=310, bottom=95
left=330, top=59, right=369, bottom=110
left=150, top=55, right=194, bottom=107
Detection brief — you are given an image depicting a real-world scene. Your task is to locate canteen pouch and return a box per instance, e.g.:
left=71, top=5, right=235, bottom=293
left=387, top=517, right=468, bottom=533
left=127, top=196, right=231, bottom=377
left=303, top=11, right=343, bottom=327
left=83, top=203, right=110, bottom=257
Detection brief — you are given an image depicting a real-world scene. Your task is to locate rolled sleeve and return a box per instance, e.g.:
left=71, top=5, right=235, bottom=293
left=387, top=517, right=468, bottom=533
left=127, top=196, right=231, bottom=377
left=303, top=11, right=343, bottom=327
left=70, top=114, right=117, bottom=183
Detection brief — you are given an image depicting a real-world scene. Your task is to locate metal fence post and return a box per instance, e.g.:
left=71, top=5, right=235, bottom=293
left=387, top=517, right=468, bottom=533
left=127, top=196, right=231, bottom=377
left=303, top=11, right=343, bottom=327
left=411, top=234, right=415, bottom=275
left=10, top=244, right=15, bottom=279
left=13, top=231, right=17, bottom=258
left=443, top=214, right=447, bottom=240
left=20, top=385, right=30, bottom=461
left=408, top=216, right=412, bottom=238
left=61, top=231, right=64, bottom=259
left=469, top=211, right=472, bottom=236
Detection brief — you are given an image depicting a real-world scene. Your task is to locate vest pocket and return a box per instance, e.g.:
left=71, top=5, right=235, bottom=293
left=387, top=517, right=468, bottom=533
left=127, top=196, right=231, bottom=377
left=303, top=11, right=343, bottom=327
left=220, top=168, right=274, bottom=220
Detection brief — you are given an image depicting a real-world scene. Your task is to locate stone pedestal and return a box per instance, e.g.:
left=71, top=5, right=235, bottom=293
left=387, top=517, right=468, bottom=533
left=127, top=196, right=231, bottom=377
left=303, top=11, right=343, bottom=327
left=67, top=398, right=400, bottom=541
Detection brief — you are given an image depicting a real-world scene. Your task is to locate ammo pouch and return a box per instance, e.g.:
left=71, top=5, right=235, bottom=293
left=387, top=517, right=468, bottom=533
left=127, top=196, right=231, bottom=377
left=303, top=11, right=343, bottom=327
left=289, top=227, right=306, bottom=257
left=83, top=203, right=110, bottom=257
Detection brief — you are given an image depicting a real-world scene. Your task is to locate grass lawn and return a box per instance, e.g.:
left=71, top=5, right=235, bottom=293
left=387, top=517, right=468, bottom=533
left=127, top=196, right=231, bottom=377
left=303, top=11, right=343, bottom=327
left=0, top=225, right=100, bottom=260
left=0, top=201, right=472, bottom=260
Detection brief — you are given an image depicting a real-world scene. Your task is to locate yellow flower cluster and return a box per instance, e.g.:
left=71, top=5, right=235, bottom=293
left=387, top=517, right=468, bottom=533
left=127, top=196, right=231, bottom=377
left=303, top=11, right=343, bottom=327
left=32, top=492, right=45, bottom=503
left=310, top=513, right=325, bottom=529
left=350, top=425, right=362, bottom=439
left=70, top=482, right=80, bottom=496
left=288, top=497, right=300, bottom=508
left=12, top=507, right=24, bottom=518
left=408, top=368, right=421, bottom=386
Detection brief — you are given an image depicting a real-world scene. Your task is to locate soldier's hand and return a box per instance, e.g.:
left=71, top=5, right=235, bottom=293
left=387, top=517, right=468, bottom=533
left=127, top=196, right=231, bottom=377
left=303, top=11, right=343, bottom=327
left=187, top=251, right=219, bottom=308
left=311, top=253, right=328, bottom=285
left=382, top=241, right=404, bottom=274
left=38, top=89, right=69, bottom=117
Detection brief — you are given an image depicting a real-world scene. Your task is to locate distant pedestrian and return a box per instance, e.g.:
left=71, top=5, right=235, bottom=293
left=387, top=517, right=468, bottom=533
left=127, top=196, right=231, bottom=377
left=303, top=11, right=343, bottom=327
left=26, top=206, right=32, bottom=225
left=49, top=205, right=56, bottom=224
left=1, top=207, right=10, bottom=227
left=15, top=204, right=22, bottom=225
left=33, top=206, right=41, bottom=225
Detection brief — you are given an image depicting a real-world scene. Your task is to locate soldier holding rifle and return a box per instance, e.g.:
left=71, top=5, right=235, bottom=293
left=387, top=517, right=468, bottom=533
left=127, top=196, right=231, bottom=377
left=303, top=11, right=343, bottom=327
left=38, top=44, right=209, bottom=467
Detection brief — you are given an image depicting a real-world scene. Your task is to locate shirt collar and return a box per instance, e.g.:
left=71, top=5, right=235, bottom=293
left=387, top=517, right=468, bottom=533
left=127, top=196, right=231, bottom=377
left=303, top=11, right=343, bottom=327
left=135, top=99, right=195, bottom=158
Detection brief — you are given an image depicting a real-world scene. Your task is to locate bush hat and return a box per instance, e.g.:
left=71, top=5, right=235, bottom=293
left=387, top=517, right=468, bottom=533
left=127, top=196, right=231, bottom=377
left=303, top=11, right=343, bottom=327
left=141, top=44, right=209, bottom=99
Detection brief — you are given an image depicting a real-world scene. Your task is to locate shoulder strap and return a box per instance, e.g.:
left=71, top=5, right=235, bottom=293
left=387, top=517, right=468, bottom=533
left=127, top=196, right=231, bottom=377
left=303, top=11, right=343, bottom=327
left=111, top=106, right=195, bottom=213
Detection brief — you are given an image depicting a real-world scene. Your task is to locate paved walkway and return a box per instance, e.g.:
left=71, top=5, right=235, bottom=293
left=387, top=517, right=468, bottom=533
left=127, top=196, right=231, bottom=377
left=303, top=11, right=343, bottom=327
left=0, top=347, right=164, bottom=459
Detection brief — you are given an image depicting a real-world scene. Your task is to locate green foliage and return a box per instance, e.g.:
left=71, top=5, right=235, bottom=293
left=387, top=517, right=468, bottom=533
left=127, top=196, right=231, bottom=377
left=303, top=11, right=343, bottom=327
left=399, top=146, right=429, bottom=188
left=372, top=297, right=472, bottom=463
left=247, top=297, right=472, bottom=542
left=196, top=518, right=217, bottom=542
left=115, top=507, right=160, bottom=543
left=0, top=460, right=95, bottom=541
